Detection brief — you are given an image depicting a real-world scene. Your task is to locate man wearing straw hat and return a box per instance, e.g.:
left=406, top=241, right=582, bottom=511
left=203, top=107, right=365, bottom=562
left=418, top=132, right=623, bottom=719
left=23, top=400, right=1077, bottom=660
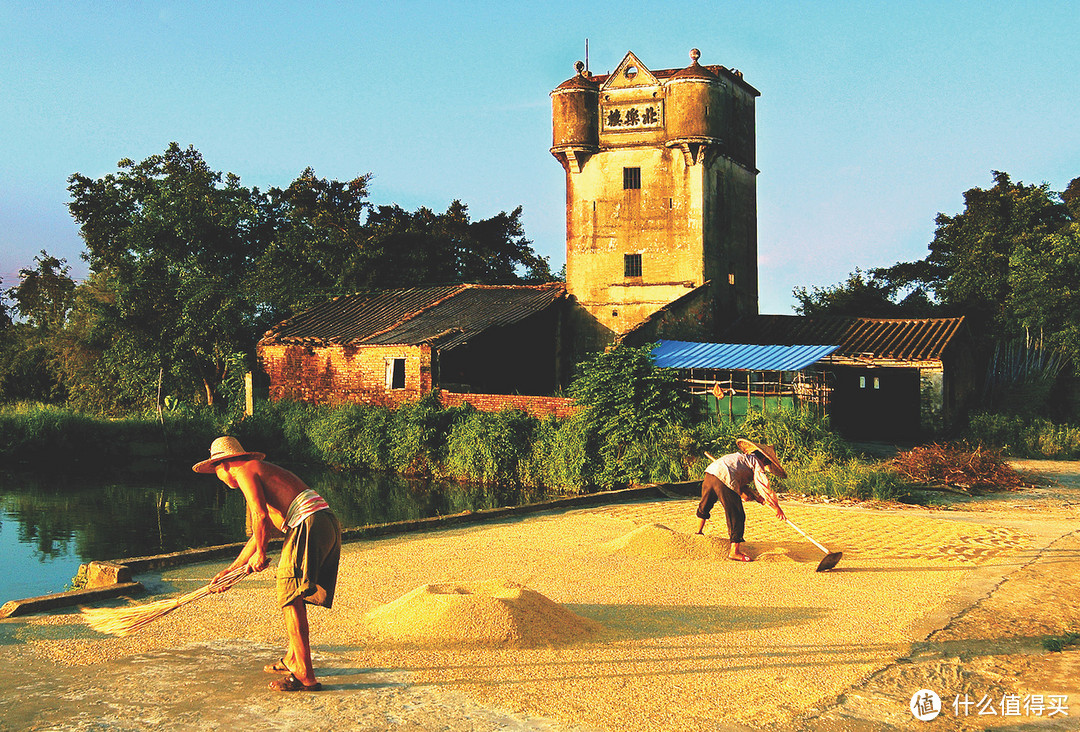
left=696, top=438, right=787, bottom=562
left=194, top=436, right=341, bottom=692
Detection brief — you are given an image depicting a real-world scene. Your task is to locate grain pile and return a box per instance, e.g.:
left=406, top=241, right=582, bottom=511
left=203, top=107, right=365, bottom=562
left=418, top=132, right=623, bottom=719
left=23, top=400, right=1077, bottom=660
left=363, top=580, right=601, bottom=647
left=597, top=523, right=729, bottom=560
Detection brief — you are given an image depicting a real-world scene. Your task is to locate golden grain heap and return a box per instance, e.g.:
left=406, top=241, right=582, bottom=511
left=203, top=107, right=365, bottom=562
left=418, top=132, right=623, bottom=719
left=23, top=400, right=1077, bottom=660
left=598, top=523, right=730, bottom=560
left=363, top=580, right=601, bottom=647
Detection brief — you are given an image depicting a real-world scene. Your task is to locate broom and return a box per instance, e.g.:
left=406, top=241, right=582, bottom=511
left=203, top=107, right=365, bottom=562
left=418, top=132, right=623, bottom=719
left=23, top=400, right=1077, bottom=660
left=81, top=565, right=252, bottom=636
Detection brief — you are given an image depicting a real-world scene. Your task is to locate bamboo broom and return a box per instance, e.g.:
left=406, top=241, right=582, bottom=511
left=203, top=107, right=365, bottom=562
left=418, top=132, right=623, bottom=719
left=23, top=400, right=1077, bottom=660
left=81, top=565, right=252, bottom=636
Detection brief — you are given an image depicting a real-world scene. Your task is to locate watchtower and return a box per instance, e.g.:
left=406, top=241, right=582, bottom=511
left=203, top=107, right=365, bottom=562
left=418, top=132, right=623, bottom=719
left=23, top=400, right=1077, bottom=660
left=551, top=49, right=760, bottom=337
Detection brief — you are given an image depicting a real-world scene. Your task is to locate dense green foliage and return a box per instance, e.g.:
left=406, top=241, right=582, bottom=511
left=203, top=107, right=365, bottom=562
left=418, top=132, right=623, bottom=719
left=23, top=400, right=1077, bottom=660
left=965, top=411, right=1080, bottom=459
left=0, top=402, right=215, bottom=470
left=0, top=397, right=910, bottom=503
left=568, top=344, right=701, bottom=487
left=1, top=143, right=553, bottom=415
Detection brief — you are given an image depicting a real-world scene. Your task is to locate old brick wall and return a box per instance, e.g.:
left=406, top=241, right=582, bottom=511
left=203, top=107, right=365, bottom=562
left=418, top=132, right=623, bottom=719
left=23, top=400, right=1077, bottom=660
left=438, top=390, right=578, bottom=419
left=258, top=342, right=433, bottom=406
left=258, top=343, right=578, bottom=419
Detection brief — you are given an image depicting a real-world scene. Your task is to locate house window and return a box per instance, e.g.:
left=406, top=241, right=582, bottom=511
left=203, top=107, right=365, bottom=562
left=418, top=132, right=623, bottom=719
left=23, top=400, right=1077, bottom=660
left=623, top=167, right=641, bottom=190
left=386, top=358, right=406, bottom=390
left=873, top=377, right=880, bottom=390
left=859, top=376, right=866, bottom=389
left=624, top=253, right=642, bottom=278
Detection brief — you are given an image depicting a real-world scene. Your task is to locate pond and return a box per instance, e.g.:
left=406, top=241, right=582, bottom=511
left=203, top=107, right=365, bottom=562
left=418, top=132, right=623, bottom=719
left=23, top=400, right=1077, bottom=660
left=0, top=466, right=539, bottom=603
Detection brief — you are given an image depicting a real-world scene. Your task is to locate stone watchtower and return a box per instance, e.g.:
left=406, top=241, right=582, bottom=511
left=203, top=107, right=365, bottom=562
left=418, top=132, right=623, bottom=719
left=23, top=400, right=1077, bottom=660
left=551, top=49, right=760, bottom=338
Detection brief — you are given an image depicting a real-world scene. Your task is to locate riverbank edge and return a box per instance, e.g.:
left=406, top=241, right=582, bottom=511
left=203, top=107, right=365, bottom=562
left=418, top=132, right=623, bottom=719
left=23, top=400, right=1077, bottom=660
left=1, top=481, right=696, bottom=617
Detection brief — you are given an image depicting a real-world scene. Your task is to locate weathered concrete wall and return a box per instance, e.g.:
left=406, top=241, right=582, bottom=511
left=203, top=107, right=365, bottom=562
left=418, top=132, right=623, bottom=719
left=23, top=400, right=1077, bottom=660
left=553, top=50, right=759, bottom=339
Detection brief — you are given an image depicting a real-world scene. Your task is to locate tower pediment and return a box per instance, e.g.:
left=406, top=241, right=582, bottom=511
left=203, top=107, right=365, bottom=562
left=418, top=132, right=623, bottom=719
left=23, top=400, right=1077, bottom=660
left=600, top=52, right=661, bottom=91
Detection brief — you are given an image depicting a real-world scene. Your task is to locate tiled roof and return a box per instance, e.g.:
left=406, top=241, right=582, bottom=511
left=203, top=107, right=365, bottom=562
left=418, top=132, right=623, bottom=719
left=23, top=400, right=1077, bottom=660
left=721, top=315, right=966, bottom=363
left=259, top=284, right=565, bottom=350
left=653, top=341, right=841, bottom=371
left=585, top=64, right=757, bottom=94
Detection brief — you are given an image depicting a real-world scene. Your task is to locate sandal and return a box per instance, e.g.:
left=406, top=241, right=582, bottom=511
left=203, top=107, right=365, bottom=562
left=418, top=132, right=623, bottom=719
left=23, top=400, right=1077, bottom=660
left=269, top=673, right=322, bottom=692
left=728, top=553, right=752, bottom=562
left=264, top=657, right=290, bottom=674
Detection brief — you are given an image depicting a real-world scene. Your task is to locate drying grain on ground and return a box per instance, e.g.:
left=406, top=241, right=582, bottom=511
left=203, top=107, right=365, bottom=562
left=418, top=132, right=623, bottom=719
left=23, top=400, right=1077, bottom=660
left=20, top=487, right=1063, bottom=731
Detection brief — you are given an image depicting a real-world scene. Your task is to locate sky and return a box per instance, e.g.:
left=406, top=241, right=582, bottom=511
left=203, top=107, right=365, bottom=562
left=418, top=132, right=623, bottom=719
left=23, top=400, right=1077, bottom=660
left=2, top=1, right=1078, bottom=315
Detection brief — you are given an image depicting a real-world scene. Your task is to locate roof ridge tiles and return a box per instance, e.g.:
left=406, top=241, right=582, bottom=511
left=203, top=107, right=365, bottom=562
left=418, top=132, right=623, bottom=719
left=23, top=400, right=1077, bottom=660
left=357, top=285, right=469, bottom=344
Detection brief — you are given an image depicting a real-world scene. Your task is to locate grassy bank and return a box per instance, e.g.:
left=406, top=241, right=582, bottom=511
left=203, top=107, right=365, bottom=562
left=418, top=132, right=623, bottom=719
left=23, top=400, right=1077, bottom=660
left=1, top=397, right=913, bottom=502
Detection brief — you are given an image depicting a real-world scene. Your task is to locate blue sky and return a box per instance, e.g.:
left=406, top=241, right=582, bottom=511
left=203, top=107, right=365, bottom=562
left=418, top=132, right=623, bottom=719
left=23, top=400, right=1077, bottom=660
left=2, top=1, right=1078, bottom=314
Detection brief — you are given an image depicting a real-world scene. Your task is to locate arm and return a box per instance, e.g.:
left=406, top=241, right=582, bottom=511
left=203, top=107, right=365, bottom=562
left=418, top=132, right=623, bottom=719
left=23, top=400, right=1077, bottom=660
left=234, top=468, right=272, bottom=573
left=754, top=465, right=786, bottom=521
left=211, top=468, right=272, bottom=591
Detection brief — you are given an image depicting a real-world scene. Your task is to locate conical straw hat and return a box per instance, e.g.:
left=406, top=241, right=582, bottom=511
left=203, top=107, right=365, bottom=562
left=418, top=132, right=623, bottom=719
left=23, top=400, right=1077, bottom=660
left=192, top=436, right=265, bottom=473
left=735, top=438, right=787, bottom=478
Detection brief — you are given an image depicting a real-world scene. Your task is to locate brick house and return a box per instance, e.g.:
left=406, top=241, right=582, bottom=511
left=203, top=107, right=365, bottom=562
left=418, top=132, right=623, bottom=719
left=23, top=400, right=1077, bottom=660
left=257, top=283, right=574, bottom=418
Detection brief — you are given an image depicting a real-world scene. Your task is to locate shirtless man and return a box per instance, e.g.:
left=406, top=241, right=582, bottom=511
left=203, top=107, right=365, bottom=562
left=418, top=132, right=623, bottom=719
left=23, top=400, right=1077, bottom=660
left=696, top=438, right=786, bottom=562
left=193, top=436, right=341, bottom=692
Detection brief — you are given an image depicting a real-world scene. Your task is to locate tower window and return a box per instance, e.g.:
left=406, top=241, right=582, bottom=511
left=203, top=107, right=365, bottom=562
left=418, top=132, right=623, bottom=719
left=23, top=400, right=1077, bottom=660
left=623, top=167, right=641, bottom=190
left=624, top=253, right=642, bottom=278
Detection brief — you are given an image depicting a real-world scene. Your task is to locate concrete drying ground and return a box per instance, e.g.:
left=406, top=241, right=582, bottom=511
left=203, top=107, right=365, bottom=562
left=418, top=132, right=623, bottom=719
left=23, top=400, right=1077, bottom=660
left=2, top=460, right=1079, bottom=731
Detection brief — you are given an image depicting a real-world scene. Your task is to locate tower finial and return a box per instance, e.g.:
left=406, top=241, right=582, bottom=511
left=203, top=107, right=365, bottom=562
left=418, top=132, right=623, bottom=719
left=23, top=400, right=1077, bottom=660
left=690, top=48, right=701, bottom=63
left=575, top=60, right=585, bottom=76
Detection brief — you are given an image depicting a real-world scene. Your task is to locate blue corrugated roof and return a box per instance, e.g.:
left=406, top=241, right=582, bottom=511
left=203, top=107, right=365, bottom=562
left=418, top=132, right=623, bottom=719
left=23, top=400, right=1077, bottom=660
left=652, top=340, right=840, bottom=371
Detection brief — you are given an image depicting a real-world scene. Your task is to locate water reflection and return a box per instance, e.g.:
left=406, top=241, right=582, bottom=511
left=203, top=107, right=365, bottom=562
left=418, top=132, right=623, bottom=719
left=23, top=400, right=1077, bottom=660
left=0, top=466, right=552, bottom=600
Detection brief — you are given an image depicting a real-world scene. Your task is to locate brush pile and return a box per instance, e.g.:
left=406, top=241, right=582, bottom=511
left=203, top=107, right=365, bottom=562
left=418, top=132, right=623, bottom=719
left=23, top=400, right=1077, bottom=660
left=888, top=443, right=1028, bottom=493
left=81, top=565, right=250, bottom=636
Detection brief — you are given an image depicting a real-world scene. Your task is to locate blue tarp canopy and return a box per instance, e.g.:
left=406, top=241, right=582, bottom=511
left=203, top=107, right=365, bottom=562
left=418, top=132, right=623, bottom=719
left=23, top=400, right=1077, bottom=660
left=652, top=340, right=840, bottom=371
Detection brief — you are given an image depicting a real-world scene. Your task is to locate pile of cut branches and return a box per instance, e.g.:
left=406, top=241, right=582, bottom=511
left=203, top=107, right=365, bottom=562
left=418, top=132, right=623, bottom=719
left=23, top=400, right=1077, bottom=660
left=888, top=443, right=1028, bottom=494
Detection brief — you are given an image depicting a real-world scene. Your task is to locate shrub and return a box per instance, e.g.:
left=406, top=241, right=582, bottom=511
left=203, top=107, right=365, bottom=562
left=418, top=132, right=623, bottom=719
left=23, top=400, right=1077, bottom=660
left=967, top=411, right=1080, bottom=458
left=443, top=407, right=538, bottom=485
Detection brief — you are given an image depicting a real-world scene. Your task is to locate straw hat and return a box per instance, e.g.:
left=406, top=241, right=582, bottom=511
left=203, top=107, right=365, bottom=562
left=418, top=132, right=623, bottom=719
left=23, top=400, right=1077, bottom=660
left=735, top=438, right=788, bottom=478
left=191, top=436, right=265, bottom=474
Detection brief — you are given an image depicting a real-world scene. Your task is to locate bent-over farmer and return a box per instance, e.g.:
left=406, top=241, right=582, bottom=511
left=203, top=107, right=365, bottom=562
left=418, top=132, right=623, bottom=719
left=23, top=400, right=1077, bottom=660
left=193, top=436, right=341, bottom=692
left=696, top=438, right=787, bottom=562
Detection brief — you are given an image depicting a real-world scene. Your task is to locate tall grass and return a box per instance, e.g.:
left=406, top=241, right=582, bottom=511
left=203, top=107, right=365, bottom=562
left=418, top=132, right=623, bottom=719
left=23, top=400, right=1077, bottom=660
left=1, top=398, right=911, bottom=502
left=0, top=401, right=216, bottom=469
left=966, top=411, right=1080, bottom=459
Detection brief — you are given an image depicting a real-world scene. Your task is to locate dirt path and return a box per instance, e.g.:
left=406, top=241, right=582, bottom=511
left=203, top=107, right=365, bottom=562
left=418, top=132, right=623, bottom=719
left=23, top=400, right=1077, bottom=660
left=2, top=460, right=1078, bottom=731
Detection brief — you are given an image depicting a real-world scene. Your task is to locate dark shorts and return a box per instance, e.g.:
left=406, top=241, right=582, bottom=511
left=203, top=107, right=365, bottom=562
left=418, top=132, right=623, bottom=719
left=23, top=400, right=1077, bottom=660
left=277, top=510, right=341, bottom=609
left=697, top=473, right=746, bottom=543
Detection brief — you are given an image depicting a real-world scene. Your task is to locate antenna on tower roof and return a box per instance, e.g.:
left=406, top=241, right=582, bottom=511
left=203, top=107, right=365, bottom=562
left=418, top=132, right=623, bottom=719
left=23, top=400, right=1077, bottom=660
left=585, top=38, right=589, bottom=74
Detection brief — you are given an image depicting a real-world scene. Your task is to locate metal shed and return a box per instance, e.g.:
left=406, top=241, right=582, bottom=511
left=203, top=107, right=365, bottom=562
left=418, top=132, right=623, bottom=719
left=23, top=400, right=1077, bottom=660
left=652, top=340, right=841, bottom=419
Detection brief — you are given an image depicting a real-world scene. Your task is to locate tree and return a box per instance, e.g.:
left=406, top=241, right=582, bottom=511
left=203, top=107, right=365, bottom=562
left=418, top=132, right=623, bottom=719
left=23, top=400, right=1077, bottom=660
left=797, top=171, right=1080, bottom=418
left=357, top=201, right=552, bottom=288
left=878, top=171, right=1071, bottom=342
left=0, top=276, right=10, bottom=331
left=1008, top=221, right=1080, bottom=365
left=569, top=343, right=699, bottom=487
left=68, top=143, right=265, bottom=409
left=8, top=251, right=76, bottom=332
left=247, top=168, right=372, bottom=319
left=793, top=268, right=934, bottom=318
left=0, top=253, right=77, bottom=403
left=62, top=143, right=553, bottom=413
